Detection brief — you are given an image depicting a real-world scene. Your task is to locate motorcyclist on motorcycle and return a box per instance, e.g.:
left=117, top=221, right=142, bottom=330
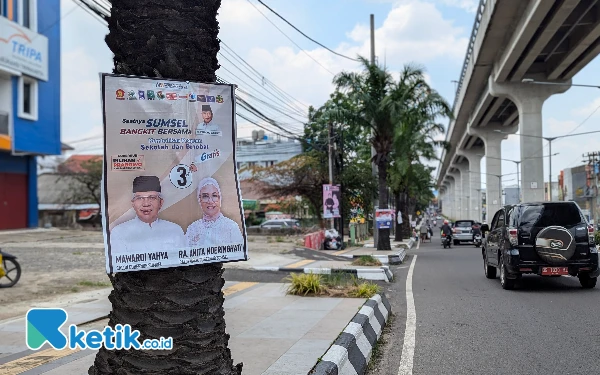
left=441, top=220, right=453, bottom=240
left=472, top=222, right=482, bottom=241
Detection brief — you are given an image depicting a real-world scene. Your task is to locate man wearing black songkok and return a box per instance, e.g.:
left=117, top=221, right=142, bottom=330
left=109, top=176, right=186, bottom=255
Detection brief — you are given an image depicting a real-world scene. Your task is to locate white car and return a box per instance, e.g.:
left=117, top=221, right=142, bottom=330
left=260, top=219, right=301, bottom=229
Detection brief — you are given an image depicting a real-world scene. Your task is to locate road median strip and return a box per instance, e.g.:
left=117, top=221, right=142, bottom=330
left=311, top=293, right=392, bottom=375
left=251, top=266, right=393, bottom=282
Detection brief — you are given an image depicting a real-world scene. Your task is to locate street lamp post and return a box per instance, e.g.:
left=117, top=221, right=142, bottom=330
left=469, top=170, right=518, bottom=207
left=480, top=153, right=559, bottom=203
left=494, top=129, right=600, bottom=201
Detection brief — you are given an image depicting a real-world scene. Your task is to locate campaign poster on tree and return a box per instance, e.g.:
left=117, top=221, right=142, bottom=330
left=100, top=74, right=248, bottom=274
left=323, top=184, right=341, bottom=219
left=376, top=209, right=394, bottom=229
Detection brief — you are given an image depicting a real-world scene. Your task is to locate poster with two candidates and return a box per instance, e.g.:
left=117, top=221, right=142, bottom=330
left=101, top=74, right=247, bottom=274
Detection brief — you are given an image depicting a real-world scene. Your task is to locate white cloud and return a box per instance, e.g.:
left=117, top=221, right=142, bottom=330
left=59, top=0, right=469, bottom=152
left=570, top=96, right=600, bottom=118
left=221, top=0, right=469, bottom=115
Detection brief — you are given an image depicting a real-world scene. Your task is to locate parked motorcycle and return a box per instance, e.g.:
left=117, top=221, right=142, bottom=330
left=473, top=234, right=482, bottom=247
left=441, top=233, right=452, bottom=249
left=0, top=249, right=21, bottom=288
left=323, top=229, right=342, bottom=250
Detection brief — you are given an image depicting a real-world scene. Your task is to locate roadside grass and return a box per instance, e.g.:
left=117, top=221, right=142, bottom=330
left=351, top=255, right=382, bottom=267
left=72, top=251, right=83, bottom=255
left=366, top=313, right=395, bottom=374
left=275, top=236, right=285, bottom=242
left=285, top=272, right=381, bottom=298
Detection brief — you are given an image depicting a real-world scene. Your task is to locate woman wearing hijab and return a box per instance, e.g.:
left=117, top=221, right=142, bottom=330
left=186, top=177, right=244, bottom=247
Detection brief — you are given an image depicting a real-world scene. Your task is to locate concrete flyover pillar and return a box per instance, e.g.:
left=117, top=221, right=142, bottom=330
left=448, top=171, right=462, bottom=220
left=453, top=161, right=470, bottom=220
left=470, top=123, right=517, bottom=220
left=489, top=76, right=571, bottom=202
left=457, top=148, right=484, bottom=222
left=441, top=182, right=450, bottom=217
left=446, top=177, right=456, bottom=220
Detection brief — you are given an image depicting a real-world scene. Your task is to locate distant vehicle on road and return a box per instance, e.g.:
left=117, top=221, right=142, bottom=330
left=482, top=202, right=599, bottom=290
left=257, top=219, right=301, bottom=230
left=451, top=220, right=476, bottom=245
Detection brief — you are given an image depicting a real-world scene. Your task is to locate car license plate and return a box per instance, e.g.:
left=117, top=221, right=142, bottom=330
left=541, top=267, right=569, bottom=276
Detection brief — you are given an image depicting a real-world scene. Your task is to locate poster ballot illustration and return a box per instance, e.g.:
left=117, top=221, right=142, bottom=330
left=101, top=74, right=248, bottom=274
left=323, top=184, right=341, bottom=219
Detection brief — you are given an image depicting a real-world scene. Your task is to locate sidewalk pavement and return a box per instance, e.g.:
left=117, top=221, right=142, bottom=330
left=0, top=282, right=366, bottom=375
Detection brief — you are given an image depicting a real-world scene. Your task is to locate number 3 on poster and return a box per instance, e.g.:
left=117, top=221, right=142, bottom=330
left=169, top=164, right=192, bottom=189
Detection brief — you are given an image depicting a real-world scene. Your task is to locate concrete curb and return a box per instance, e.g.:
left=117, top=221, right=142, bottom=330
left=311, top=293, right=392, bottom=375
left=251, top=266, right=394, bottom=282
left=337, top=248, right=408, bottom=265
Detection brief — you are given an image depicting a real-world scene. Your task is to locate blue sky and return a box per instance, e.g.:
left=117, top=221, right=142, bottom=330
left=58, top=0, right=600, bottom=188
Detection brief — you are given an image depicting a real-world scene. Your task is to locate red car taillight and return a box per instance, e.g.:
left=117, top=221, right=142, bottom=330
left=588, top=225, right=595, bottom=245
left=508, top=228, right=518, bottom=246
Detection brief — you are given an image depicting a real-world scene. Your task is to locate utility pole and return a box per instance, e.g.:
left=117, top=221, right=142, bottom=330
left=548, top=141, right=553, bottom=201
left=583, top=151, right=599, bottom=226
left=370, top=14, right=378, bottom=245
left=328, top=121, right=334, bottom=229
left=339, top=125, right=345, bottom=247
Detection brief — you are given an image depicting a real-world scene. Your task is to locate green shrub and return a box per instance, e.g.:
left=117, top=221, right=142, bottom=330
left=286, top=273, right=324, bottom=296
left=349, top=281, right=381, bottom=298
left=351, top=255, right=382, bottom=266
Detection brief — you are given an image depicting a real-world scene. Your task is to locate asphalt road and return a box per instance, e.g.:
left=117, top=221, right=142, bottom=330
left=371, top=234, right=600, bottom=375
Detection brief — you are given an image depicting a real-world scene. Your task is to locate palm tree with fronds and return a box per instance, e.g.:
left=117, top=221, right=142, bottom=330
left=388, top=66, right=452, bottom=240
left=331, top=57, right=401, bottom=250
left=89, top=1, right=242, bottom=374
left=331, top=58, right=449, bottom=249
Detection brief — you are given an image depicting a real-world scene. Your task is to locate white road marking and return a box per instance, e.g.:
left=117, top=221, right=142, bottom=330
left=416, top=238, right=421, bottom=250
left=398, top=254, right=417, bottom=375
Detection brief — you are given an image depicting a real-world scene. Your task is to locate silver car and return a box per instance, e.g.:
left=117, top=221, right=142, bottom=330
left=452, top=220, right=476, bottom=245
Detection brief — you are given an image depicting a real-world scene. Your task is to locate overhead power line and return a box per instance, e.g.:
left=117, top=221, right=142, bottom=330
left=256, top=0, right=359, bottom=62
left=72, top=0, right=307, bottom=140
left=245, top=0, right=336, bottom=76
left=219, top=41, right=309, bottom=111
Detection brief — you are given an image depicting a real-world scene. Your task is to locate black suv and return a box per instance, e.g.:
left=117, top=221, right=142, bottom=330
left=481, top=202, right=599, bottom=290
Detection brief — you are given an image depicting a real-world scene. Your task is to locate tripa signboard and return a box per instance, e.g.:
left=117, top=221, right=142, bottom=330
left=0, top=17, right=48, bottom=81
left=101, top=74, right=248, bottom=273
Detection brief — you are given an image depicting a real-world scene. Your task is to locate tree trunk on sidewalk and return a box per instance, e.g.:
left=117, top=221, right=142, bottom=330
left=399, top=188, right=412, bottom=240
left=394, top=191, right=403, bottom=241
left=376, top=159, right=391, bottom=250
left=89, top=1, right=242, bottom=374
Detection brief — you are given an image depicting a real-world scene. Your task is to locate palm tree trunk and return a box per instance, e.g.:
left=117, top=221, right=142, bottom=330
left=89, top=1, right=242, bottom=374
left=394, top=191, right=403, bottom=241
left=400, top=188, right=412, bottom=239
left=376, top=159, right=391, bottom=250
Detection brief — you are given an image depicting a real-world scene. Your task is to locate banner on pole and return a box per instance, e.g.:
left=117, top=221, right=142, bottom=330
left=101, top=74, right=247, bottom=273
left=323, top=184, right=341, bottom=218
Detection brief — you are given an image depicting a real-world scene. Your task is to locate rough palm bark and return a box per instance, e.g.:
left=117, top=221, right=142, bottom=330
left=394, top=191, right=403, bottom=241
left=89, top=1, right=242, bottom=374
left=376, top=158, right=391, bottom=250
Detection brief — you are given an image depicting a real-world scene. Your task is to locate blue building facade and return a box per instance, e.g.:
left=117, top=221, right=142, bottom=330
left=0, top=0, right=61, bottom=229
